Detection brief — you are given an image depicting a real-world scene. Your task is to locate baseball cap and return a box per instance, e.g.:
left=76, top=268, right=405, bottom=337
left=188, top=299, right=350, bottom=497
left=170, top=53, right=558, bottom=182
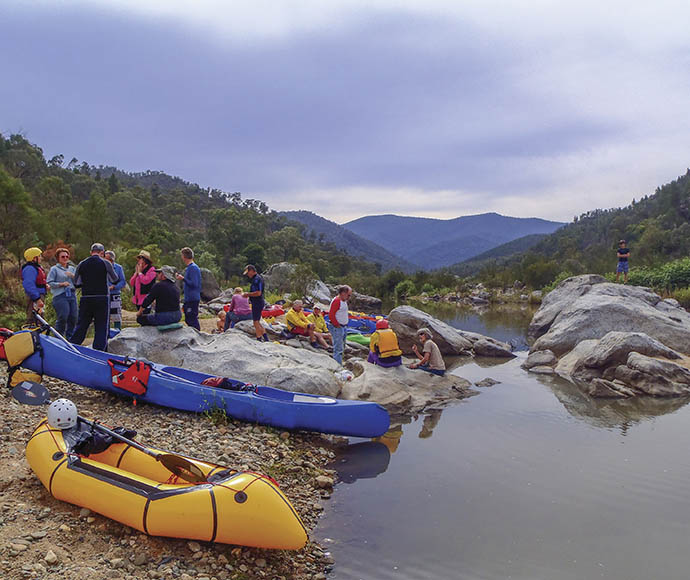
left=242, top=264, right=256, bottom=275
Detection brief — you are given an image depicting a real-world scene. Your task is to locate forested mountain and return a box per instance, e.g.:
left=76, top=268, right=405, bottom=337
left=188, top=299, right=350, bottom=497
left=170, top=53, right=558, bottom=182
left=281, top=211, right=417, bottom=273
left=343, top=213, right=564, bottom=269
left=478, top=170, right=690, bottom=288
left=0, top=133, right=379, bottom=286
left=449, top=234, right=549, bottom=277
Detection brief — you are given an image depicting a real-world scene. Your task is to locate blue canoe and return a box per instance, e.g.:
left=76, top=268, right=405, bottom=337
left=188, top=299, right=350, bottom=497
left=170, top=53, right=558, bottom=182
left=20, top=334, right=390, bottom=438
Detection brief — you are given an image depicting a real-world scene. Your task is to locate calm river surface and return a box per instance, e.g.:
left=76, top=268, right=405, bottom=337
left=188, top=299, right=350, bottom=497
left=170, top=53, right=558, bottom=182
left=316, top=304, right=690, bottom=580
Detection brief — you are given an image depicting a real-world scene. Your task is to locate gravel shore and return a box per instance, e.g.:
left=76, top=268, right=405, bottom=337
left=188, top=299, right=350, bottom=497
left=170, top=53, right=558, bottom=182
left=1, top=369, right=338, bottom=580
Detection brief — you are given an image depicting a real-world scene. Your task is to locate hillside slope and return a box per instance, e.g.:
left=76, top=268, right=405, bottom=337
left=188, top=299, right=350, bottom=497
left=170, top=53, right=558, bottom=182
left=344, top=213, right=564, bottom=269
left=281, top=211, right=417, bottom=273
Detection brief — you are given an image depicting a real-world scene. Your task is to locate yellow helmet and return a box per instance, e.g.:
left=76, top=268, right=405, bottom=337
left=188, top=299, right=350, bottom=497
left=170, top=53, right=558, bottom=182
left=24, top=247, right=43, bottom=262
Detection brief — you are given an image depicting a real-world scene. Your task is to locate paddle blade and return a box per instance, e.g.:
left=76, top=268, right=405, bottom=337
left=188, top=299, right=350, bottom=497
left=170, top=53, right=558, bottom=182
left=158, top=454, right=207, bottom=483
left=11, top=381, right=51, bottom=406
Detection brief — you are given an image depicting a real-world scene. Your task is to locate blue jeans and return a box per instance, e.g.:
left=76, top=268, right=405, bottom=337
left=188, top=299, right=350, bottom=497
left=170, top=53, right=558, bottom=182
left=52, top=292, right=78, bottom=339
left=224, top=311, right=252, bottom=331
left=184, top=301, right=200, bottom=330
left=137, top=310, right=182, bottom=326
left=329, top=324, right=347, bottom=365
left=417, top=363, right=445, bottom=376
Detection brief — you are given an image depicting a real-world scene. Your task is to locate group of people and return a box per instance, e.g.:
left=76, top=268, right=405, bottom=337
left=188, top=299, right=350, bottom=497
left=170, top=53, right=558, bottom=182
left=23, top=247, right=445, bottom=373
left=21, top=244, right=203, bottom=352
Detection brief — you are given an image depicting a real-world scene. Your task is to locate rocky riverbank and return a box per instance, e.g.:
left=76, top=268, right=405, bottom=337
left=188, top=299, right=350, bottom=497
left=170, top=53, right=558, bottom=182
left=1, top=370, right=341, bottom=580
left=523, top=275, right=690, bottom=398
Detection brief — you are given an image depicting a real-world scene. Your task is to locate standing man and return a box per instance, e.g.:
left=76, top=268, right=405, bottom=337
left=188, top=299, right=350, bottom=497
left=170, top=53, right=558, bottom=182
left=242, top=264, right=268, bottom=342
left=104, top=250, right=126, bottom=330
left=137, top=266, right=182, bottom=326
left=70, top=243, right=118, bottom=351
left=327, top=285, right=352, bottom=365
left=175, top=247, right=201, bottom=331
left=21, top=247, right=46, bottom=324
left=615, top=239, right=630, bottom=284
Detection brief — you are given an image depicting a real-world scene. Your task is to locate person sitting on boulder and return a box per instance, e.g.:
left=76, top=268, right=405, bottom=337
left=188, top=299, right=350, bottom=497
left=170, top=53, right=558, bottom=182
left=223, top=287, right=253, bottom=331
left=368, top=319, right=402, bottom=367
left=409, top=327, right=446, bottom=376
left=286, top=300, right=329, bottom=349
left=307, top=304, right=333, bottom=347
left=136, top=266, right=182, bottom=327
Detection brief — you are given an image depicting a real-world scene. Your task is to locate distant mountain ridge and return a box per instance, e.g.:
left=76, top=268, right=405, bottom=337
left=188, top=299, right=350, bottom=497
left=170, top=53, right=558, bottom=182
left=281, top=211, right=417, bottom=273
left=343, top=213, right=564, bottom=270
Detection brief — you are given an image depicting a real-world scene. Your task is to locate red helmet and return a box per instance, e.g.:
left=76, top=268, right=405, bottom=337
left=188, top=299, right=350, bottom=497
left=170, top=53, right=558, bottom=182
left=376, top=319, right=389, bottom=330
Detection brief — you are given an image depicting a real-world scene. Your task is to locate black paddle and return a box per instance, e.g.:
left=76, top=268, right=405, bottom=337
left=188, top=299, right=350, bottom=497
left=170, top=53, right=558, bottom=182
left=12, top=381, right=206, bottom=484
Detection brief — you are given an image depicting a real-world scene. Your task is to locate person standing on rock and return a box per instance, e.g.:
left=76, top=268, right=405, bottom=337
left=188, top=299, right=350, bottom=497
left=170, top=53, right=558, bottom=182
left=328, top=285, right=352, bottom=364
left=71, top=243, right=119, bottom=351
left=242, top=264, right=268, bottom=342
left=176, top=247, right=201, bottom=331
left=104, top=250, right=126, bottom=331
left=616, top=239, right=630, bottom=284
left=409, top=328, right=446, bottom=376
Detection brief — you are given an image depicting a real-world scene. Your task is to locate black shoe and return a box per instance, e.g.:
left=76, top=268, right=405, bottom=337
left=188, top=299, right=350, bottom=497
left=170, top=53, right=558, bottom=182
left=262, top=334, right=269, bottom=342
left=310, top=342, right=319, bottom=349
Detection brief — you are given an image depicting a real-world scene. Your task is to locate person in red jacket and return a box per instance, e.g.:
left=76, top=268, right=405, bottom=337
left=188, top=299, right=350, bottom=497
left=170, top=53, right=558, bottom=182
left=327, top=285, right=352, bottom=364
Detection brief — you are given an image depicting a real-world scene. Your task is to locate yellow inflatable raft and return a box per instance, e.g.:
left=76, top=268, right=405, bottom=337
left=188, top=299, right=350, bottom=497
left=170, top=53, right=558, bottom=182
left=26, top=418, right=308, bottom=549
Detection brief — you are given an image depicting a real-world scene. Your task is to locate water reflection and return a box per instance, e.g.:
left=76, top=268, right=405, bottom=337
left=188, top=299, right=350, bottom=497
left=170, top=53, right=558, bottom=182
left=331, top=441, right=391, bottom=484
left=410, top=300, right=537, bottom=349
left=544, top=376, right=690, bottom=433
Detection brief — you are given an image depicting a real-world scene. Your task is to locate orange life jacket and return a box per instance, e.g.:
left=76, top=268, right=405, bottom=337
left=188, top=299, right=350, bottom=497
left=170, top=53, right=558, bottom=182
left=374, top=329, right=402, bottom=358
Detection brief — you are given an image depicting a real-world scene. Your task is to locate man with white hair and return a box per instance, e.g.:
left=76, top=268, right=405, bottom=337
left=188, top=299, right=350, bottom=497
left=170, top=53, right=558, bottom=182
left=409, top=327, right=446, bottom=376
left=71, top=243, right=119, bottom=351
left=327, top=285, right=352, bottom=364
left=286, top=300, right=329, bottom=349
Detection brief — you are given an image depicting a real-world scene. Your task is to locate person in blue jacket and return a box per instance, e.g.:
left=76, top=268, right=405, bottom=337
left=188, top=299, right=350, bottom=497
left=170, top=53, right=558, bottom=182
left=22, top=247, right=47, bottom=324
left=105, top=250, right=127, bottom=330
left=46, top=248, right=77, bottom=338
left=175, top=247, right=201, bottom=330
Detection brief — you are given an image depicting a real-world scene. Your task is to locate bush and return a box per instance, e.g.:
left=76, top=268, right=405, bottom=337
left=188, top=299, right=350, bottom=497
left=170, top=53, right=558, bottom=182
left=670, top=287, right=690, bottom=309
left=394, top=279, right=416, bottom=301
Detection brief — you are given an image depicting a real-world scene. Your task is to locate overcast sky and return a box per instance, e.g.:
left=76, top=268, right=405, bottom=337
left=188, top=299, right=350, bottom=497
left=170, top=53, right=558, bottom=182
left=2, top=1, right=689, bottom=223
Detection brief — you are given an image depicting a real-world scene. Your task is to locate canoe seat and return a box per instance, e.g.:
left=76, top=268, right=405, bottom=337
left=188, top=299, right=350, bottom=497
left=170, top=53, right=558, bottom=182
left=157, top=323, right=184, bottom=332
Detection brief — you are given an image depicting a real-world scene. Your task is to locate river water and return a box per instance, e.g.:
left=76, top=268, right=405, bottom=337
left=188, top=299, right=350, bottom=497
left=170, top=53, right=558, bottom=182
left=315, top=304, right=690, bottom=580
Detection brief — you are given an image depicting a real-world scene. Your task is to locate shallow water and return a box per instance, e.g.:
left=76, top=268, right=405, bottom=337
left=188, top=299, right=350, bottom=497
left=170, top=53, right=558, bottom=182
left=316, top=306, right=690, bottom=580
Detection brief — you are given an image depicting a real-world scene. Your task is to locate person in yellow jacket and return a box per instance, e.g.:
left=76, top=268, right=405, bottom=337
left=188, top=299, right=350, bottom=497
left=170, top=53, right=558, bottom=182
left=368, top=319, right=402, bottom=367
left=286, top=300, right=329, bottom=349
left=306, top=304, right=332, bottom=347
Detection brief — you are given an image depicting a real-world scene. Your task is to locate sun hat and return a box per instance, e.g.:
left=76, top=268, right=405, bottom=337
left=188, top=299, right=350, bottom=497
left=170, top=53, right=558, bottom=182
left=417, top=327, right=432, bottom=338
left=136, top=250, right=152, bottom=262
left=155, top=265, right=177, bottom=283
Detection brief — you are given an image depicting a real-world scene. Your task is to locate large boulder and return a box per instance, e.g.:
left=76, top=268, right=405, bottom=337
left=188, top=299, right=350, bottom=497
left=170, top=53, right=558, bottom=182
left=387, top=305, right=513, bottom=357
left=262, top=262, right=297, bottom=293
left=109, top=326, right=342, bottom=397
left=528, top=275, right=690, bottom=398
left=349, top=291, right=382, bottom=314
left=200, top=268, right=221, bottom=302
left=530, top=276, right=690, bottom=356
left=306, top=280, right=331, bottom=305
left=340, top=364, right=475, bottom=415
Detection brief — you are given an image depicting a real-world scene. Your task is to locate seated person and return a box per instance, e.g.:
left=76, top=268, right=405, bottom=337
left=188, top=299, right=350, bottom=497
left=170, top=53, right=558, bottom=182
left=216, top=310, right=226, bottom=333
left=368, top=319, right=402, bottom=367
left=409, top=327, right=446, bottom=376
left=223, top=287, right=253, bottom=331
left=136, top=266, right=182, bottom=327
left=307, top=304, right=333, bottom=346
left=286, top=300, right=328, bottom=349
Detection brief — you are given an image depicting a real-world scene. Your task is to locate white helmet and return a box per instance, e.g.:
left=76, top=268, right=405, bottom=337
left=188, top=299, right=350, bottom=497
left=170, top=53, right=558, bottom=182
left=47, top=399, right=78, bottom=430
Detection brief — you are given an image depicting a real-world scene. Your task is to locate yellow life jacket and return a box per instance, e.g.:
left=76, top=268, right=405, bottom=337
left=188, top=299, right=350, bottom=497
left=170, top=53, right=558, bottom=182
left=373, top=329, right=402, bottom=358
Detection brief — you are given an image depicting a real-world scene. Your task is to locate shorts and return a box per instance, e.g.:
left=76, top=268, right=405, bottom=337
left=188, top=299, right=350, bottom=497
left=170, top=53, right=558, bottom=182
left=617, top=261, right=629, bottom=273
left=250, top=299, right=264, bottom=321
left=290, top=326, right=311, bottom=336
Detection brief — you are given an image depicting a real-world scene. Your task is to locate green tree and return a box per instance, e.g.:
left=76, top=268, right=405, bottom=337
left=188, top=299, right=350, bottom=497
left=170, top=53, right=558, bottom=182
left=0, top=167, right=34, bottom=268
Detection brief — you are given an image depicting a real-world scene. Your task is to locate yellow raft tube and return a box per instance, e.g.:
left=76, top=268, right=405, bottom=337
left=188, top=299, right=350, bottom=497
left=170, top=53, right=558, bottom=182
left=26, top=418, right=308, bottom=549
